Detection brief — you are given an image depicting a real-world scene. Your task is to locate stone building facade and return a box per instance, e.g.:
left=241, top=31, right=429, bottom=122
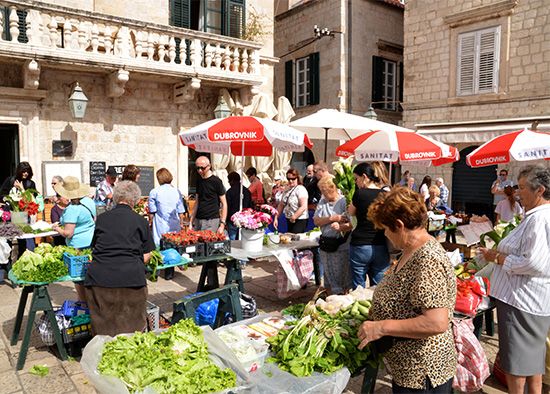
left=402, top=0, right=549, bottom=215
left=0, top=0, right=276, bottom=196
left=274, top=0, right=404, bottom=164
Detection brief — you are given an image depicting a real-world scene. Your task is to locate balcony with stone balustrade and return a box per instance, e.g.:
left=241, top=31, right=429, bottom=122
left=0, top=0, right=265, bottom=100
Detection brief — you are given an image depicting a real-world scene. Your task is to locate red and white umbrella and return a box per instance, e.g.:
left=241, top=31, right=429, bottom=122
left=179, top=116, right=312, bottom=156
left=466, top=128, right=550, bottom=168
left=335, top=129, right=459, bottom=166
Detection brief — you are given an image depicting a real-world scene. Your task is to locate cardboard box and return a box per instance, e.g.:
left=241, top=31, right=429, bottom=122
left=440, top=242, right=477, bottom=259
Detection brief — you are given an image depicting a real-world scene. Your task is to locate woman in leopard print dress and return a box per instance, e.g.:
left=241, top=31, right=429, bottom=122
left=358, top=186, right=457, bottom=393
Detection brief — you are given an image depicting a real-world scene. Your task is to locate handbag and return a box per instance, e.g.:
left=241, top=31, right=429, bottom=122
left=319, top=233, right=349, bottom=252
left=275, top=249, right=314, bottom=299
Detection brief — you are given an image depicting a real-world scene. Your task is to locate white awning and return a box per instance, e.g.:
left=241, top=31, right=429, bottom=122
left=416, top=117, right=550, bottom=143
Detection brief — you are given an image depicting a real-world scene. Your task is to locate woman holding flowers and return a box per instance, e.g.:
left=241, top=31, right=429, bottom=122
left=0, top=162, right=36, bottom=201
left=314, top=176, right=352, bottom=294
left=274, top=168, right=309, bottom=234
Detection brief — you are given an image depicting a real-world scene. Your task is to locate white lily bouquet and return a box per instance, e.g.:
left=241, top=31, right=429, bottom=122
left=332, top=157, right=355, bottom=205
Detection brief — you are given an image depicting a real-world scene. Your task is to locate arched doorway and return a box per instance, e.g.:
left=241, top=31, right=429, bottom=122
left=290, top=147, right=315, bottom=175
left=452, top=146, right=497, bottom=220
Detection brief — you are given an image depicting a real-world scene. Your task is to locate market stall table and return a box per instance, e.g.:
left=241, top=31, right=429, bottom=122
left=8, top=270, right=84, bottom=370
left=227, top=238, right=322, bottom=285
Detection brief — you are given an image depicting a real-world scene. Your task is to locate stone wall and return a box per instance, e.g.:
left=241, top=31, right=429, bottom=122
left=402, top=0, right=550, bottom=206
left=404, top=0, right=550, bottom=127
left=94, top=0, right=169, bottom=25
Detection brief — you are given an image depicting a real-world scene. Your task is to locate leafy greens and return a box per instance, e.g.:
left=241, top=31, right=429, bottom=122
left=97, top=319, right=236, bottom=393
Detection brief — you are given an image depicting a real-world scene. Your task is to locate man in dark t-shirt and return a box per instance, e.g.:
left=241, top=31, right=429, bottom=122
left=190, top=156, right=227, bottom=234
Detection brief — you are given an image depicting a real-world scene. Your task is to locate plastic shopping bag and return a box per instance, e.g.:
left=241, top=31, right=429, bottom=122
left=273, top=249, right=314, bottom=299
left=452, top=318, right=490, bottom=392
left=455, top=277, right=489, bottom=316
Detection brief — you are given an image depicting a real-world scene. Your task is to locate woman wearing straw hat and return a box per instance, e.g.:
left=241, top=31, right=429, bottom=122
left=52, top=176, right=96, bottom=301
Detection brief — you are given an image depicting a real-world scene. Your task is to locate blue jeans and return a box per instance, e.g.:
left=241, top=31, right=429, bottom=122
left=349, top=244, right=389, bottom=288
left=228, top=223, right=239, bottom=240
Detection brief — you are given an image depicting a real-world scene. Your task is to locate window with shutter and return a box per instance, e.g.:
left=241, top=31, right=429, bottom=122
left=308, top=52, right=320, bottom=105
left=457, top=26, right=500, bottom=96
left=226, top=0, right=245, bottom=38
left=295, top=57, right=310, bottom=108
left=290, top=52, right=320, bottom=108
left=2, top=7, right=28, bottom=43
left=285, top=60, right=294, bottom=104
left=372, top=56, right=398, bottom=111
left=171, top=0, right=191, bottom=28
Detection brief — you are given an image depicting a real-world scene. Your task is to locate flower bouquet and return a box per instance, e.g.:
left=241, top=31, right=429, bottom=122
left=134, top=197, right=149, bottom=217
left=332, top=157, right=355, bottom=204
left=3, top=188, right=39, bottom=224
left=231, top=205, right=275, bottom=231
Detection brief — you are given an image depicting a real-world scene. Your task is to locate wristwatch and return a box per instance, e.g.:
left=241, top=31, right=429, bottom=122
left=219, top=220, right=226, bottom=226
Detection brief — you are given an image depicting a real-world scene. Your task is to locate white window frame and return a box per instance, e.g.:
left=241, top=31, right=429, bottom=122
left=295, top=56, right=310, bottom=108
left=382, top=59, right=397, bottom=110
left=457, top=26, right=500, bottom=96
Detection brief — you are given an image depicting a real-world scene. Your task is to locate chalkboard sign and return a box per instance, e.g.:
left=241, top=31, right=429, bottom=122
left=110, top=165, right=126, bottom=177
left=137, top=166, right=155, bottom=196
left=89, top=161, right=106, bottom=187
left=52, top=140, right=73, bottom=157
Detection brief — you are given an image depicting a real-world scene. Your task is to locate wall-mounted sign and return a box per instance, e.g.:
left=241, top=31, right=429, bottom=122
left=52, top=140, right=73, bottom=157
left=89, top=161, right=106, bottom=187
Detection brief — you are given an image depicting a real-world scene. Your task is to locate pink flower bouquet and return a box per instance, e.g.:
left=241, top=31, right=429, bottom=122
left=231, top=207, right=274, bottom=231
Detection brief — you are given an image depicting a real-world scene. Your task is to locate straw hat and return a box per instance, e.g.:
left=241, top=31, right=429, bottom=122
left=54, top=176, right=90, bottom=200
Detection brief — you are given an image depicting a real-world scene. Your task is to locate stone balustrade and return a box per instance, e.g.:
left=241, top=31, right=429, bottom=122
left=0, top=0, right=263, bottom=86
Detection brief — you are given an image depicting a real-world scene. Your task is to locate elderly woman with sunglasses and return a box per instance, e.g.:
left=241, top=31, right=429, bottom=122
left=479, top=164, right=550, bottom=393
left=274, top=168, right=309, bottom=233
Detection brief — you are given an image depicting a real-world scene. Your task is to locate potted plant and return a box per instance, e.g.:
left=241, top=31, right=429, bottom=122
left=231, top=204, right=277, bottom=252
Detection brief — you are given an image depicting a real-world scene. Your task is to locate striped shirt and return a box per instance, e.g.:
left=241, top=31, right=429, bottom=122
left=490, top=204, right=550, bottom=316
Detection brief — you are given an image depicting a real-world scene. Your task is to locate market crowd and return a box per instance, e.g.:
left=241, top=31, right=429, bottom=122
left=2, top=158, right=549, bottom=394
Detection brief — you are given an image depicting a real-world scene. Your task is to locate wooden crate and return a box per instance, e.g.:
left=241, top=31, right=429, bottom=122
left=42, top=202, right=54, bottom=223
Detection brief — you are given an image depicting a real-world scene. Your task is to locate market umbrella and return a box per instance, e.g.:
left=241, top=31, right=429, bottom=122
left=335, top=129, right=459, bottom=166
left=179, top=116, right=312, bottom=210
left=466, top=128, right=550, bottom=168
left=290, top=108, right=413, bottom=161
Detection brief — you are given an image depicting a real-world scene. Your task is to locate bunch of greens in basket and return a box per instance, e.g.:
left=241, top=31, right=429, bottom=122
left=332, top=157, right=355, bottom=204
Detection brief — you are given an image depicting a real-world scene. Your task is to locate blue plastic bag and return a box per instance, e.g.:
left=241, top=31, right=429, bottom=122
left=160, top=248, right=182, bottom=266
left=183, top=292, right=219, bottom=328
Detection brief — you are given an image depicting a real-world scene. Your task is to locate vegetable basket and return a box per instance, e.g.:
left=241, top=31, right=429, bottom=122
left=206, top=240, right=231, bottom=257
left=63, top=252, right=90, bottom=277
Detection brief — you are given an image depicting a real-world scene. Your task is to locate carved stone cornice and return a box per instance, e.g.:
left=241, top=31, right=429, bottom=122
left=106, top=69, right=129, bottom=97
left=23, top=59, right=40, bottom=89
left=173, top=77, right=201, bottom=103
left=444, top=0, right=518, bottom=27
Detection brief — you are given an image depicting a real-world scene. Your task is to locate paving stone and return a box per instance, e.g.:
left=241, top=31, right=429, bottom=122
left=61, top=359, right=84, bottom=376
left=0, top=369, right=23, bottom=393
left=69, top=372, right=97, bottom=394
left=19, top=364, right=76, bottom=394
left=0, top=348, right=13, bottom=372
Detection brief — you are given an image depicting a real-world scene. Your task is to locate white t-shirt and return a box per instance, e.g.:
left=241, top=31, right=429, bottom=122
left=281, top=185, right=309, bottom=220
left=495, top=199, right=523, bottom=222
left=419, top=183, right=430, bottom=201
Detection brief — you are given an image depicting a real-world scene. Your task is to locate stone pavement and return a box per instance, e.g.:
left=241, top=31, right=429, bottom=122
left=0, top=258, right=507, bottom=394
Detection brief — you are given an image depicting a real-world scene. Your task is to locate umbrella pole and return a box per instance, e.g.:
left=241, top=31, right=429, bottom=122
left=324, top=127, right=329, bottom=162
left=389, top=162, right=393, bottom=185
left=239, top=141, right=245, bottom=241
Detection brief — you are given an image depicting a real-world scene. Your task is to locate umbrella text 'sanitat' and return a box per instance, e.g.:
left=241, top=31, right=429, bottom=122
left=516, top=149, right=549, bottom=159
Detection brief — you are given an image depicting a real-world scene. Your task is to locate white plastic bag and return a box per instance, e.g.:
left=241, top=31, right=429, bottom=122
left=0, top=239, right=11, bottom=265
left=271, top=249, right=300, bottom=291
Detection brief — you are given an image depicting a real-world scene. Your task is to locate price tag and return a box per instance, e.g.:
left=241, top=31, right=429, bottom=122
left=186, top=245, right=196, bottom=253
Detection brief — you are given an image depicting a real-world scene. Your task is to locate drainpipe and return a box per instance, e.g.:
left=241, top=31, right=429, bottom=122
left=347, top=0, right=352, bottom=114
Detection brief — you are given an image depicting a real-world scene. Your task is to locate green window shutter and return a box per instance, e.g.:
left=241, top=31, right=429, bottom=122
left=308, top=52, right=320, bottom=105
left=226, top=0, right=245, bottom=38
left=371, top=55, right=385, bottom=109
left=285, top=60, right=294, bottom=105
left=171, top=0, right=190, bottom=28
left=2, top=8, right=28, bottom=42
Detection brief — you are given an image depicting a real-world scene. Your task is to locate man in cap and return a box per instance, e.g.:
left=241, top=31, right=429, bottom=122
left=94, top=166, right=118, bottom=209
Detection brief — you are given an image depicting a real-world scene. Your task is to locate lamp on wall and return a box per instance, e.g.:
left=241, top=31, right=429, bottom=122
left=68, top=83, right=88, bottom=119
left=214, top=95, right=231, bottom=119
left=363, top=105, right=378, bottom=120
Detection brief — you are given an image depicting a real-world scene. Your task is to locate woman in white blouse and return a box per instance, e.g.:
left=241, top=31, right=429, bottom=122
left=480, top=164, right=550, bottom=394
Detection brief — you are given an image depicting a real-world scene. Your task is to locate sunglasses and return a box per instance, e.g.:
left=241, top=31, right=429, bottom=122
left=196, top=165, right=209, bottom=171
left=51, top=182, right=58, bottom=186
left=287, top=177, right=297, bottom=181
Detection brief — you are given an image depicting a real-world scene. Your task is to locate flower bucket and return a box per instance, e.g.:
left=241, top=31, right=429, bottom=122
left=241, top=229, right=264, bottom=253
left=11, top=211, right=28, bottom=225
